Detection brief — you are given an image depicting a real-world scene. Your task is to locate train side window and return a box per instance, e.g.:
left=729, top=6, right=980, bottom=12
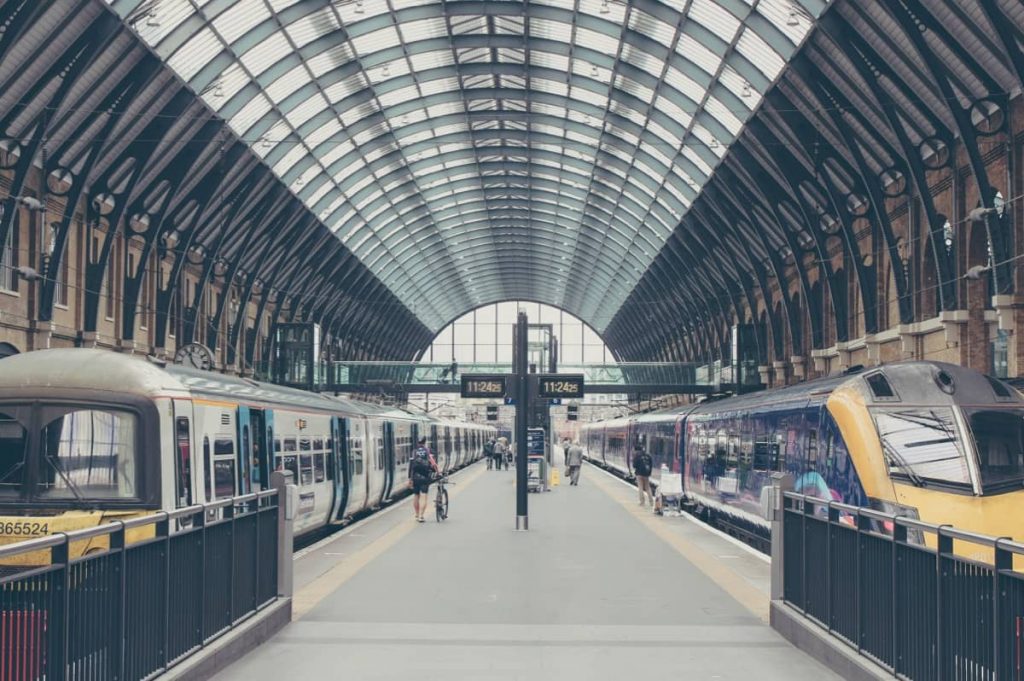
left=282, top=455, right=298, bottom=482
left=174, top=417, right=193, bottom=507
left=203, top=437, right=211, bottom=501
left=0, top=413, right=27, bottom=497
left=300, top=454, right=313, bottom=486
left=214, top=460, right=235, bottom=498
left=314, top=453, right=326, bottom=483
left=325, top=438, right=334, bottom=480
left=214, top=439, right=234, bottom=456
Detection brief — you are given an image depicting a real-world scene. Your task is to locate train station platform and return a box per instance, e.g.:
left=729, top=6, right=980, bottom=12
left=212, top=464, right=840, bottom=681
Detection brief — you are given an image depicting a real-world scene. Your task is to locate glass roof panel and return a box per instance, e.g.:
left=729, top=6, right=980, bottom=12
left=110, top=0, right=832, bottom=332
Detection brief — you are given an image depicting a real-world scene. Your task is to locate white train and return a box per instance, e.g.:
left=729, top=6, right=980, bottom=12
left=0, top=349, right=492, bottom=545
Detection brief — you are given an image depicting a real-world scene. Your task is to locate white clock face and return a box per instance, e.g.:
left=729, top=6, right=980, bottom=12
left=174, top=344, right=213, bottom=371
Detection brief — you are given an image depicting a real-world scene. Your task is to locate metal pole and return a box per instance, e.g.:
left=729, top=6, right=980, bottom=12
left=515, top=311, right=529, bottom=531
left=271, top=471, right=295, bottom=597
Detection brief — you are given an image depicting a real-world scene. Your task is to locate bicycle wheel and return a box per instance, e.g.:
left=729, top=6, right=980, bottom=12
left=436, top=489, right=449, bottom=521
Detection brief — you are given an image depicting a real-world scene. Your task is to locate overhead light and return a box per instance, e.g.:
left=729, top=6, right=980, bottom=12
left=787, top=10, right=799, bottom=26
left=710, top=138, right=719, bottom=149
left=295, top=177, right=305, bottom=187
left=355, top=0, right=364, bottom=13
left=742, top=82, right=752, bottom=98
left=213, top=82, right=224, bottom=98
left=600, top=0, right=610, bottom=14
left=401, top=113, right=409, bottom=125
left=261, top=136, right=271, bottom=149
left=146, top=9, right=160, bottom=27
left=590, top=64, right=599, bottom=78
left=381, top=63, right=390, bottom=77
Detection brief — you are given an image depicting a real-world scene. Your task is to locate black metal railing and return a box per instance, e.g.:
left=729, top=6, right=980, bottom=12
left=781, top=491, right=1024, bottom=681
left=0, top=490, right=279, bottom=681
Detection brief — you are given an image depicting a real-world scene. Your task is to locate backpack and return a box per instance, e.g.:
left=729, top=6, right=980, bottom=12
left=634, top=453, right=652, bottom=476
left=411, top=448, right=432, bottom=479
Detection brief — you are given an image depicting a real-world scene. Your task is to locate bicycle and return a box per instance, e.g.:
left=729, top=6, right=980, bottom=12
left=435, top=475, right=454, bottom=521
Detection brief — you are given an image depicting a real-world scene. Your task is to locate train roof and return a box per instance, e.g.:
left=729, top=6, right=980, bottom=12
left=0, top=349, right=487, bottom=429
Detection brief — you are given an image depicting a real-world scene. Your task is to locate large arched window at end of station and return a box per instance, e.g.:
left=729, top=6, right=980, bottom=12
left=418, top=301, right=616, bottom=367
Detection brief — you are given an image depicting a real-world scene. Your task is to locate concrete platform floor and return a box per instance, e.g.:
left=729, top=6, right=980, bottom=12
left=213, top=463, right=841, bottom=681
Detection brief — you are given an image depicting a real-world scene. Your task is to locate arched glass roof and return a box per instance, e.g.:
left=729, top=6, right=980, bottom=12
left=104, top=0, right=832, bottom=332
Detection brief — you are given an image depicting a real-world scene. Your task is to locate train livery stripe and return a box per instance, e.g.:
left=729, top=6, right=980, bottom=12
left=825, top=386, right=894, bottom=502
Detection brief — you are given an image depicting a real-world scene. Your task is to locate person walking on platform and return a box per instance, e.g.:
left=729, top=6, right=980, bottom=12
left=484, top=437, right=495, bottom=470
left=561, top=438, right=571, bottom=466
left=566, top=440, right=583, bottom=486
left=493, top=438, right=506, bottom=471
left=632, top=443, right=654, bottom=506
left=408, top=437, right=439, bottom=523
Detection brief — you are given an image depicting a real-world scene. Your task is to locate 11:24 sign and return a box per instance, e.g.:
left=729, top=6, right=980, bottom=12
left=538, top=374, right=584, bottom=398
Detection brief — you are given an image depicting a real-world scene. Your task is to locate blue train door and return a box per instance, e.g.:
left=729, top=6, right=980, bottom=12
left=237, top=405, right=252, bottom=495
left=250, top=408, right=270, bottom=491
left=330, top=416, right=349, bottom=520
left=383, top=421, right=395, bottom=501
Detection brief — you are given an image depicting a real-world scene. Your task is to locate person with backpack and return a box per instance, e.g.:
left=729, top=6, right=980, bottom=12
left=492, top=438, right=506, bottom=472
left=408, top=437, right=439, bottom=523
left=484, top=437, right=495, bottom=470
left=632, top=442, right=654, bottom=507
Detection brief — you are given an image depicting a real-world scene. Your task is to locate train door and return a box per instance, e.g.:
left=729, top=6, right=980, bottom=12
left=430, top=425, right=439, bottom=464
left=236, top=405, right=252, bottom=495
left=249, top=408, right=271, bottom=491
left=383, top=421, right=396, bottom=501
left=171, top=400, right=196, bottom=512
left=330, top=416, right=349, bottom=520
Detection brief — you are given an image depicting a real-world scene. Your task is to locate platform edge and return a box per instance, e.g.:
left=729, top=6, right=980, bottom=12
left=769, top=600, right=891, bottom=681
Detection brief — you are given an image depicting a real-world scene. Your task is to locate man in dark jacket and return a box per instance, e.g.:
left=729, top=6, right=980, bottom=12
left=484, top=438, right=495, bottom=469
left=632, top=443, right=654, bottom=507
left=408, top=438, right=439, bottom=523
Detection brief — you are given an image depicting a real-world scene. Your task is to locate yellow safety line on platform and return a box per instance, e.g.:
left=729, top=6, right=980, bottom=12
left=587, top=466, right=770, bottom=623
left=292, top=465, right=487, bottom=620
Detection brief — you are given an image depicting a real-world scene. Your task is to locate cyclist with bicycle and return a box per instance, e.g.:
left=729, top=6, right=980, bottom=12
left=408, top=437, right=440, bottom=523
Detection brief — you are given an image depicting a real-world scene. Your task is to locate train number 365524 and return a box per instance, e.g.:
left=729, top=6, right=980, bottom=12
left=1, top=522, right=48, bottom=535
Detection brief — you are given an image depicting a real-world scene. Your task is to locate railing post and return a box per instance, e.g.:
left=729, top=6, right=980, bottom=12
left=826, top=502, right=837, bottom=632
left=112, top=522, right=126, bottom=681
left=854, top=511, right=874, bottom=654
left=226, top=501, right=236, bottom=623
left=994, top=538, right=1012, bottom=681
left=892, top=518, right=907, bottom=672
left=253, top=495, right=261, bottom=609
left=157, top=513, right=170, bottom=672
left=768, top=473, right=792, bottom=602
left=271, top=471, right=295, bottom=598
left=196, top=507, right=207, bottom=645
left=936, top=525, right=953, bottom=681
left=52, top=534, right=70, bottom=681
left=802, top=496, right=812, bottom=613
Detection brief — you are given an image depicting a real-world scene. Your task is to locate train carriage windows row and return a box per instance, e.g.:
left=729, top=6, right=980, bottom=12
left=0, top=407, right=140, bottom=502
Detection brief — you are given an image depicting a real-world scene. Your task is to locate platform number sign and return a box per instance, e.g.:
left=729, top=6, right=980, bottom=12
left=537, top=374, right=584, bottom=399
left=461, top=374, right=508, bottom=399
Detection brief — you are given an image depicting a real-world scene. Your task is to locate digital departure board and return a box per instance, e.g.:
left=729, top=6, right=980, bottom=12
left=460, top=374, right=508, bottom=398
left=537, top=374, right=585, bottom=398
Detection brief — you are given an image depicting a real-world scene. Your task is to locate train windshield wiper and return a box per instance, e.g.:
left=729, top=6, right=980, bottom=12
left=881, top=440, right=926, bottom=487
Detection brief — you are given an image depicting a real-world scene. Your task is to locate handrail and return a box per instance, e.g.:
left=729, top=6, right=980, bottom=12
left=0, top=490, right=279, bottom=561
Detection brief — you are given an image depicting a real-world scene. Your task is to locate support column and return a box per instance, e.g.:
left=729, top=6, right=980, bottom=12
left=772, top=360, right=787, bottom=386
left=789, top=355, right=805, bottom=380
left=515, top=311, right=529, bottom=531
